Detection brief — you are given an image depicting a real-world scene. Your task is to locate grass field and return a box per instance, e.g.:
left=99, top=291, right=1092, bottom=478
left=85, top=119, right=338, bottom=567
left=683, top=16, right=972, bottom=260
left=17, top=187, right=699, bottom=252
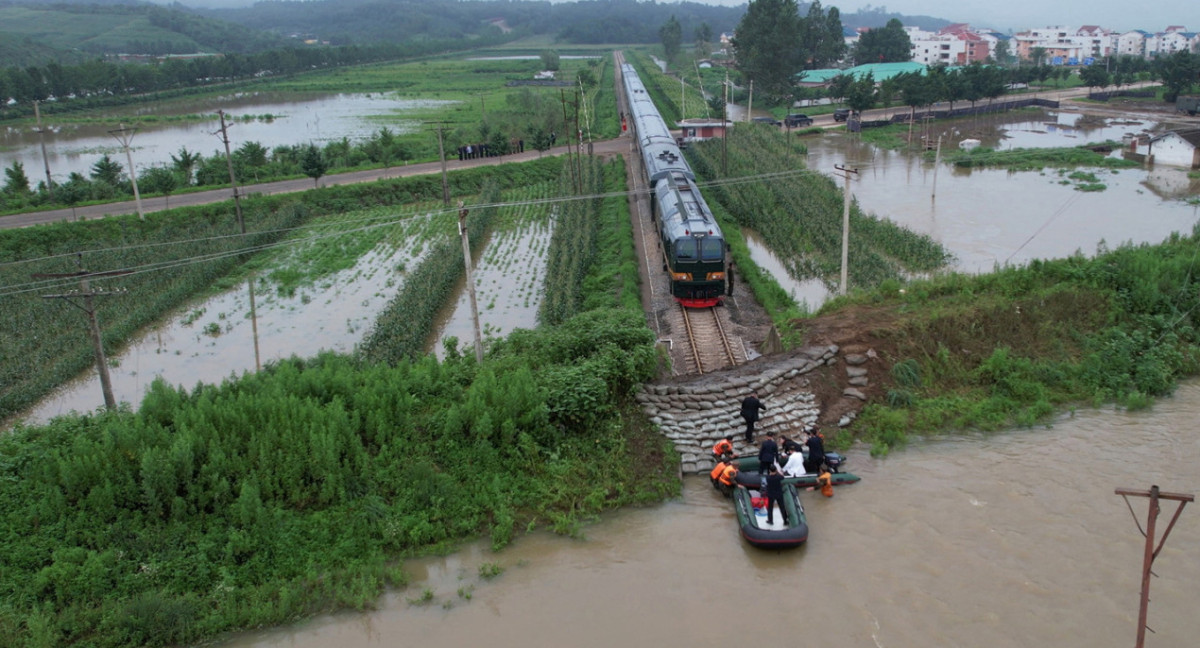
left=0, top=7, right=203, bottom=53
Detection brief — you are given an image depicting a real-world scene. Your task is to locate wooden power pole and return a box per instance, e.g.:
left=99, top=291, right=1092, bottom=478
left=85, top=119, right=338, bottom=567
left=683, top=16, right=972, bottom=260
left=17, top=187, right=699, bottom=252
left=216, top=110, right=261, bottom=372
left=33, top=255, right=130, bottom=411
left=33, top=100, right=55, bottom=202
left=458, top=201, right=483, bottom=362
left=1115, top=485, right=1193, bottom=648
left=108, top=123, right=145, bottom=221
left=833, top=163, right=859, bottom=296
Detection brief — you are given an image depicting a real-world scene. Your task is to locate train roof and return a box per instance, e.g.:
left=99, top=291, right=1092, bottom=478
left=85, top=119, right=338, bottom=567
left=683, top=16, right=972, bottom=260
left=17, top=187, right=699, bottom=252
left=621, top=63, right=694, bottom=184
left=657, top=172, right=722, bottom=240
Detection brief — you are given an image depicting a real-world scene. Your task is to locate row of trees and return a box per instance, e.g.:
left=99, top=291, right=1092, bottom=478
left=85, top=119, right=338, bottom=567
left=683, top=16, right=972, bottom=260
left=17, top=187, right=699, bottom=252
left=0, top=34, right=510, bottom=118
left=732, top=0, right=847, bottom=101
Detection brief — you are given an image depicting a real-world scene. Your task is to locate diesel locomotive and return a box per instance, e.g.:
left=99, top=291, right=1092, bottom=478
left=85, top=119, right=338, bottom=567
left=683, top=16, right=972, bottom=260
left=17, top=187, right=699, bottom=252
left=621, top=62, right=728, bottom=308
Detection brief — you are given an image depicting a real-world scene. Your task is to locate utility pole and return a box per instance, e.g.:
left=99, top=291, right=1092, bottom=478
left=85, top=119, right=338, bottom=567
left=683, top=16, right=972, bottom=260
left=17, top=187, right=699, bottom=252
left=434, top=123, right=451, bottom=207
left=33, top=100, right=55, bottom=202
left=34, top=255, right=130, bottom=411
left=834, top=164, right=859, bottom=296
left=458, top=201, right=484, bottom=363
left=1115, top=485, right=1193, bottom=648
left=747, top=79, right=753, bottom=122
left=560, top=89, right=579, bottom=193
left=931, top=134, right=943, bottom=201
left=723, top=71, right=729, bottom=176
left=216, top=110, right=261, bottom=371
left=681, top=76, right=686, bottom=119
left=108, top=123, right=145, bottom=221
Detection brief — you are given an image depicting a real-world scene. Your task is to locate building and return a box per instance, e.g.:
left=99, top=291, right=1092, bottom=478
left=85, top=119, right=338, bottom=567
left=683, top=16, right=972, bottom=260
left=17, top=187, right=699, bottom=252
left=1012, top=26, right=1114, bottom=64
left=676, top=118, right=730, bottom=145
left=1117, top=30, right=1149, bottom=57
left=1147, top=129, right=1200, bottom=168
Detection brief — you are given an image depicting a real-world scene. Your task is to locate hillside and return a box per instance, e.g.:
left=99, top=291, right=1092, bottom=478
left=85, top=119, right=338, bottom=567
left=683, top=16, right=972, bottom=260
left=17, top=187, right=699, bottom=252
left=0, top=3, right=284, bottom=66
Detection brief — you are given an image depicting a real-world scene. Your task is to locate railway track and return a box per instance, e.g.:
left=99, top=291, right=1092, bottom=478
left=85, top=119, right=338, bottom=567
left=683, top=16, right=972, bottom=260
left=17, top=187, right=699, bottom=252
left=679, top=304, right=739, bottom=375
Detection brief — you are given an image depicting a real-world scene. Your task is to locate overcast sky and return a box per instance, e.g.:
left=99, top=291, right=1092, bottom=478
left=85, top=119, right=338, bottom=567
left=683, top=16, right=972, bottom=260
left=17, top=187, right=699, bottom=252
left=691, top=0, right=1192, bottom=34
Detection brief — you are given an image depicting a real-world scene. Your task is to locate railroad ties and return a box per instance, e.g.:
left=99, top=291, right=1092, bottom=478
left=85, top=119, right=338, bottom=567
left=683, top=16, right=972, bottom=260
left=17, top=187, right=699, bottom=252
left=679, top=303, right=741, bottom=375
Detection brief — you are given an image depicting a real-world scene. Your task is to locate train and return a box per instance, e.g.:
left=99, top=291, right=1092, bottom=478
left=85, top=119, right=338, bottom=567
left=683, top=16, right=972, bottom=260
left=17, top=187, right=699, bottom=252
left=620, top=62, right=728, bottom=308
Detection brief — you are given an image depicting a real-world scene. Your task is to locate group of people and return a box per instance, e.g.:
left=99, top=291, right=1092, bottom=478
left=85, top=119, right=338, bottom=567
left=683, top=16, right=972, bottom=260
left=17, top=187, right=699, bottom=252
left=456, top=139, right=525, bottom=161
left=710, top=394, right=836, bottom=509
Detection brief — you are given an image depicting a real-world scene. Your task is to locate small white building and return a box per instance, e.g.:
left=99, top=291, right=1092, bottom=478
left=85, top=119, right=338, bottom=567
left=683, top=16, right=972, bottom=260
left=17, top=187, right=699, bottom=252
left=1116, top=30, right=1149, bottom=57
left=1148, top=129, right=1200, bottom=168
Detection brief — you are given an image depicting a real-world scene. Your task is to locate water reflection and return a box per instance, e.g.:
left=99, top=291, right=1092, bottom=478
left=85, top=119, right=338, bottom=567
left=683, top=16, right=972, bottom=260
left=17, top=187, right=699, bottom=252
left=0, top=93, right=457, bottom=180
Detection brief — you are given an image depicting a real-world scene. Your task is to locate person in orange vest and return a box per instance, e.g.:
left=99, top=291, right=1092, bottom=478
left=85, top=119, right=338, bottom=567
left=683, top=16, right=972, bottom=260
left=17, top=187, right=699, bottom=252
left=717, top=460, right=739, bottom=497
left=710, top=458, right=730, bottom=488
left=817, top=468, right=834, bottom=498
left=712, top=435, right=735, bottom=461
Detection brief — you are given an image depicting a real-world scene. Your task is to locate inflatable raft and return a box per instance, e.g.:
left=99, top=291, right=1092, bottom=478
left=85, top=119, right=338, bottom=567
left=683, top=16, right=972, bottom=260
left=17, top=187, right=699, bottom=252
left=730, top=456, right=861, bottom=489
left=732, top=484, right=808, bottom=549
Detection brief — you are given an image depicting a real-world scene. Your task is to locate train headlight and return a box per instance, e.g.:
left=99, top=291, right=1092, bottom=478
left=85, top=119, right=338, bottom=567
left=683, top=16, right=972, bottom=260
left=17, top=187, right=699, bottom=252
left=671, top=272, right=691, bottom=281
left=707, top=272, right=725, bottom=281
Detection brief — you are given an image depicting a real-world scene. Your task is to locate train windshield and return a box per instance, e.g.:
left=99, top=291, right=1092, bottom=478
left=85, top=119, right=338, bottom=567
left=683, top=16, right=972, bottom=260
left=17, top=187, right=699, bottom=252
left=675, top=237, right=725, bottom=263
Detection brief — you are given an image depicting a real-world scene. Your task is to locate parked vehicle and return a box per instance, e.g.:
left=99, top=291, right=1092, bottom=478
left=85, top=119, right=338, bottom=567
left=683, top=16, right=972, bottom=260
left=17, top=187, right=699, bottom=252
left=784, top=113, right=813, bottom=127
left=1178, top=96, right=1199, bottom=116
left=833, top=108, right=852, bottom=122
left=752, top=116, right=782, bottom=127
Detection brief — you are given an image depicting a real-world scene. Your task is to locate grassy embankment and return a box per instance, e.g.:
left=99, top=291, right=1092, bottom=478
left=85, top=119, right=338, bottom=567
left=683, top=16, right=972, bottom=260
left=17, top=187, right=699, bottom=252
left=0, top=153, right=671, bottom=647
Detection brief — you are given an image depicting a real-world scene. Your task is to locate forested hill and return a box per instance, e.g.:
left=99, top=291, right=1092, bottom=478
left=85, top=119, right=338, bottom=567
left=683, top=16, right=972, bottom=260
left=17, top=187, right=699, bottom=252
left=0, top=2, right=285, bottom=66
left=200, top=0, right=746, bottom=46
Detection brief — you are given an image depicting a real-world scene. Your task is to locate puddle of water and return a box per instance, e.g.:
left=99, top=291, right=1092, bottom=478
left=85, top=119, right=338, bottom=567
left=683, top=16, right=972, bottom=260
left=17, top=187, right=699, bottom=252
left=741, top=227, right=829, bottom=310
left=1, top=93, right=458, bottom=180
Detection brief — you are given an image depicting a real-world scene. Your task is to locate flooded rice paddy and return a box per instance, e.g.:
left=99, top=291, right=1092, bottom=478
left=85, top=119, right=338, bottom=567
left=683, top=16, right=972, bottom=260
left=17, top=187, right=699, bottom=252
left=0, top=93, right=456, bottom=180
left=744, top=109, right=1200, bottom=304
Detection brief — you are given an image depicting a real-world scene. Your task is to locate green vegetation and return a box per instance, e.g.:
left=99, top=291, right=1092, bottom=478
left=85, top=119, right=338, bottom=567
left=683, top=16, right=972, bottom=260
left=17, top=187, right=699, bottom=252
left=944, top=144, right=1140, bottom=172
left=833, top=231, right=1200, bottom=454
left=687, top=125, right=951, bottom=296
left=0, top=156, right=563, bottom=422
left=626, top=50, right=712, bottom=124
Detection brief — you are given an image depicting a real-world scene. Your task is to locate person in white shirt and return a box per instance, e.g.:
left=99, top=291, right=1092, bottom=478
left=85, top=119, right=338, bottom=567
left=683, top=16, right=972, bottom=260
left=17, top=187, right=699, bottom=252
left=781, top=447, right=808, bottom=477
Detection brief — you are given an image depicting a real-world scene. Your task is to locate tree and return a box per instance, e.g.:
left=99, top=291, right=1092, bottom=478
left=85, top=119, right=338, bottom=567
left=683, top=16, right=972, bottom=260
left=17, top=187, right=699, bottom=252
left=300, top=144, right=327, bottom=188
left=798, top=1, right=846, bottom=69
left=1079, top=65, right=1112, bottom=93
left=845, top=72, right=877, bottom=115
left=827, top=73, right=853, bottom=103
left=3, top=161, right=30, bottom=196
left=851, top=19, right=912, bottom=64
left=732, top=0, right=804, bottom=102
left=1155, top=51, right=1200, bottom=102
left=170, top=147, right=201, bottom=186
left=992, top=39, right=1013, bottom=65
left=539, top=50, right=560, bottom=72
left=695, top=22, right=714, bottom=54
left=90, top=154, right=124, bottom=189
left=659, top=15, right=683, bottom=61
left=1029, top=47, right=1047, bottom=67
left=139, top=166, right=178, bottom=208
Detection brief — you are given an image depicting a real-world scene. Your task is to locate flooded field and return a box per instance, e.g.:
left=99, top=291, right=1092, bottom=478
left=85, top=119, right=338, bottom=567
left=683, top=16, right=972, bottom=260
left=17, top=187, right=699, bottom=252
left=0, top=93, right=456, bottom=180
left=740, top=109, right=1200, bottom=306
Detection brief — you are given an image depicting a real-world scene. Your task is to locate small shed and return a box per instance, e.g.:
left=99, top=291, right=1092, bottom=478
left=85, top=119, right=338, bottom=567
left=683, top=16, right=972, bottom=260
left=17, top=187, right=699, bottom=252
left=676, top=118, right=730, bottom=144
left=1147, top=129, right=1200, bottom=169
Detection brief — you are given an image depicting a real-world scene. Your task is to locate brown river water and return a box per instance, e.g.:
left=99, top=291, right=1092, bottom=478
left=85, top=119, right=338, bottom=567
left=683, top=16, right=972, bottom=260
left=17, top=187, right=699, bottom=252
left=216, top=382, right=1200, bottom=648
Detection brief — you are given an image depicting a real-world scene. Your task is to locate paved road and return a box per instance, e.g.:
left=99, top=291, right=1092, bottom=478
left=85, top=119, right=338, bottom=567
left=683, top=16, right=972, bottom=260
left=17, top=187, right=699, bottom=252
left=0, top=139, right=629, bottom=230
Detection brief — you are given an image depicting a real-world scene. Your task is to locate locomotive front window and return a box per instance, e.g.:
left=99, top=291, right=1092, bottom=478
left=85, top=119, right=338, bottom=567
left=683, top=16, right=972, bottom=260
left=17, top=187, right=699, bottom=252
left=675, top=238, right=698, bottom=262
left=700, top=237, right=724, bottom=262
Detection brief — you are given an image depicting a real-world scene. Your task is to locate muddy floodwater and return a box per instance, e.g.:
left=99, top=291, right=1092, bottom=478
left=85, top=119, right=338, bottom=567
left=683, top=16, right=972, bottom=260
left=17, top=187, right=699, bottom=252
left=0, top=93, right=456, bottom=180
left=216, top=381, right=1200, bottom=648
left=743, top=109, right=1200, bottom=305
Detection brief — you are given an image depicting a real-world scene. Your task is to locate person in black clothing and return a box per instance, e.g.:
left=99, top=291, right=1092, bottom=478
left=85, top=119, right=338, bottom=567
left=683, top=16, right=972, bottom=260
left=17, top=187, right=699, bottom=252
left=740, top=393, right=766, bottom=442
left=779, top=433, right=803, bottom=454
left=803, top=428, right=826, bottom=475
left=758, top=431, right=779, bottom=477
left=764, top=465, right=788, bottom=526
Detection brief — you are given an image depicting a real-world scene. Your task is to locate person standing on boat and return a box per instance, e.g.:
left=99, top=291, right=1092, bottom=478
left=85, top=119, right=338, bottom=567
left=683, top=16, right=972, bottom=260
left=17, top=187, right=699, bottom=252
left=712, top=435, right=735, bottom=461
left=740, top=393, right=766, bottom=442
left=764, top=465, right=789, bottom=526
left=758, top=431, right=779, bottom=476
left=803, top=427, right=826, bottom=475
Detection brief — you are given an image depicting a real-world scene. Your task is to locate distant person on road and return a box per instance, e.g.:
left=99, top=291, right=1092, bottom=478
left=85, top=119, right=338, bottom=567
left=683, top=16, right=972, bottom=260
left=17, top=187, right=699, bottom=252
left=740, top=392, right=766, bottom=442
